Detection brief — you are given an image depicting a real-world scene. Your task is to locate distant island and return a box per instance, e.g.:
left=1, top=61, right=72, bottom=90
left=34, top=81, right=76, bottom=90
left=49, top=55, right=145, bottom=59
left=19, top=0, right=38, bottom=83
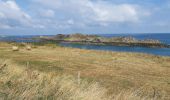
left=37, top=33, right=170, bottom=48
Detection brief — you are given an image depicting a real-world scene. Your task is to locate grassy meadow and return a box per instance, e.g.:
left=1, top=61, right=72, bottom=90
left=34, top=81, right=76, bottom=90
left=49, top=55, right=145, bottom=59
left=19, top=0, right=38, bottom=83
left=0, top=42, right=170, bottom=100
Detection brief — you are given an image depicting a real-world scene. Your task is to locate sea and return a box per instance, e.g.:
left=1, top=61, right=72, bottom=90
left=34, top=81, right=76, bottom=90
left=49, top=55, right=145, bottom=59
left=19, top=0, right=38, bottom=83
left=0, top=33, right=170, bottom=56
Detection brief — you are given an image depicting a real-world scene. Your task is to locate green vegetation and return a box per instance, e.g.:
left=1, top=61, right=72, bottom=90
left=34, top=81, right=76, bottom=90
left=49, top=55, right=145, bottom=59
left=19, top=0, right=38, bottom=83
left=0, top=42, right=170, bottom=100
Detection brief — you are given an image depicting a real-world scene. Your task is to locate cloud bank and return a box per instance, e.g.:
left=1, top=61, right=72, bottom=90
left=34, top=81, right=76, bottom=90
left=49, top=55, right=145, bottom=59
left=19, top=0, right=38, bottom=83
left=0, top=0, right=32, bottom=29
left=33, top=0, right=144, bottom=27
left=0, top=0, right=169, bottom=34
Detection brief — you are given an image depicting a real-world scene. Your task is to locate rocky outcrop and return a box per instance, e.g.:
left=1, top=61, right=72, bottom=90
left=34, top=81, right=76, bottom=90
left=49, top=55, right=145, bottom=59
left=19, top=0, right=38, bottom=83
left=54, top=34, right=70, bottom=40
left=39, top=33, right=170, bottom=48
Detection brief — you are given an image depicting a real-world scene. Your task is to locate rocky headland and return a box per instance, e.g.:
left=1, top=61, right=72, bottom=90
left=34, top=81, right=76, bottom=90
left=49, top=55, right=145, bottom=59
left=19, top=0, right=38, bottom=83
left=38, top=33, right=170, bottom=48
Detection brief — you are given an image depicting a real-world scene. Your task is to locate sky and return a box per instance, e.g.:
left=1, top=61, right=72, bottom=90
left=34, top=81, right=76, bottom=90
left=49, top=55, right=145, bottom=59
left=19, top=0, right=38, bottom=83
left=0, top=0, right=170, bottom=35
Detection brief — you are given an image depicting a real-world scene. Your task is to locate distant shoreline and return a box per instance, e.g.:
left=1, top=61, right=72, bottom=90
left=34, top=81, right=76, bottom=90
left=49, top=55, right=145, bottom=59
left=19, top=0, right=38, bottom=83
left=38, top=33, right=170, bottom=48
left=60, top=41, right=170, bottom=48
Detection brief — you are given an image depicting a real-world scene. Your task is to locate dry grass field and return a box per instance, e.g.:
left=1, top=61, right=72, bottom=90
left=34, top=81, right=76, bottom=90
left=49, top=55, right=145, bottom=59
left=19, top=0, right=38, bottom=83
left=0, top=42, right=170, bottom=100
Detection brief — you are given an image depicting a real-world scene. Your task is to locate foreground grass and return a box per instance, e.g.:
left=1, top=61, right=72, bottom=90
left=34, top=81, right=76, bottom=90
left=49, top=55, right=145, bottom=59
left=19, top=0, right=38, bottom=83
left=0, top=42, right=170, bottom=100
left=0, top=59, right=110, bottom=100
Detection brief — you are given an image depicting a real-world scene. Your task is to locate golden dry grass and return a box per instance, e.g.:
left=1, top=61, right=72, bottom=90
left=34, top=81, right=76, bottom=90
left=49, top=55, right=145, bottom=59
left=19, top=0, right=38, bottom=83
left=0, top=59, right=111, bottom=100
left=0, top=42, right=170, bottom=100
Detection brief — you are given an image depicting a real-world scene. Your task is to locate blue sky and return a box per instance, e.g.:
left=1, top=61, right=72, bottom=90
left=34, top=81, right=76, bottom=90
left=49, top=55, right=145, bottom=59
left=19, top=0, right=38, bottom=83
left=0, top=0, right=170, bottom=35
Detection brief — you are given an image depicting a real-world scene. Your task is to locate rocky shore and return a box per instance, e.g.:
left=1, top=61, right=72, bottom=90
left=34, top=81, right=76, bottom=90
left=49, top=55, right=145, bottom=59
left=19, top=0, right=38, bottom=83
left=38, top=33, right=170, bottom=48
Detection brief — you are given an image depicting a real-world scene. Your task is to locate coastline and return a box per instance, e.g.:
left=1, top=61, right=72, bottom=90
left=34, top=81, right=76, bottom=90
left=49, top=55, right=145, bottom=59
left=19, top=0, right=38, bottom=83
left=60, top=41, right=170, bottom=48
left=39, top=33, right=170, bottom=48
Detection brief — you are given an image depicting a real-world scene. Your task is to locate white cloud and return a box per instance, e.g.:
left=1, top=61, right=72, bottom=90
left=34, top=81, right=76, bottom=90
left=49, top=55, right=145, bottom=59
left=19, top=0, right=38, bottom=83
left=0, top=0, right=32, bottom=28
left=0, top=23, right=11, bottom=29
left=0, top=12, right=5, bottom=18
left=34, top=0, right=62, bottom=9
left=33, top=0, right=146, bottom=25
left=0, top=0, right=151, bottom=31
left=39, top=9, right=55, bottom=18
left=90, top=3, right=139, bottom=23
left=67, top=19, right=74, bottom=25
